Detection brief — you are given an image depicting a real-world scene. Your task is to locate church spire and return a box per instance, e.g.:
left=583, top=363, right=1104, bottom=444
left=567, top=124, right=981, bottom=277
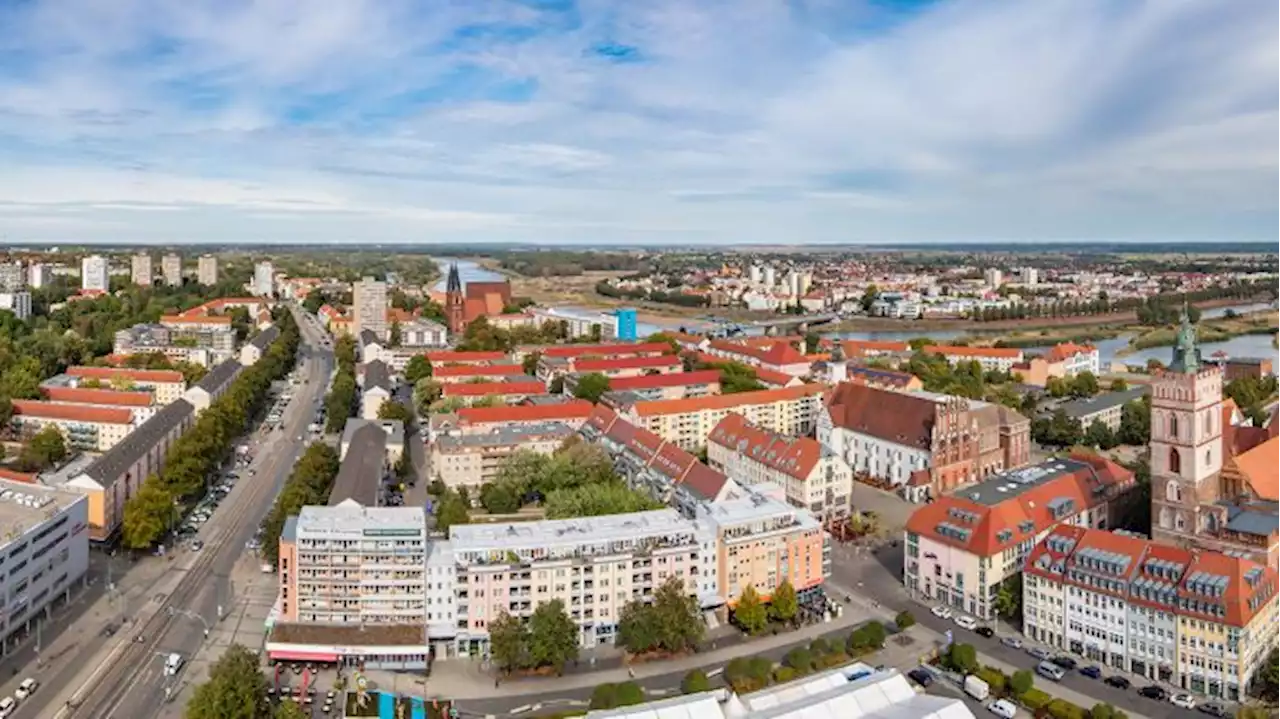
left=446, top=263, right=462, bottom=294
left=1168, top=304, right=1202, bottom=373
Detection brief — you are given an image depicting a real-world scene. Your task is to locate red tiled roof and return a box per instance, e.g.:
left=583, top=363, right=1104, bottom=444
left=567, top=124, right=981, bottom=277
left=161, top=314, right=233, bottom=325
left=631, top=384, right=823, bottom=418
left=708, top=413, right=820, bottom=480
left=608, top=370, right=721, bottom=391
left=923, top=345, right=1022, bottom=359
left=584, top=404, right=620, bottom=434
left=847, top=367, right=918, bottom=388
left=434, top=364, right=527, bottom=378
left=753, top=367, right=797, bottom=387
left=597, top=409, right=729, bottom=500
left=443, top=381, right=546, bottom=398
left=574, top=355, right=680, bottom=372
left=425, top=350, right=508, bottom=365
left=1234, top=436, right=1279, bottom=501
left=708, top=339, right=807, bottom=366
left=905, top=457, right=1134, bottom=557
left=838, top=339, right=910, bottom=355
left=541, top=342, right=673, bottom=359
left=43, top=387, right=153, bottom=407
left=1178, top=551, right=1278, bottom=627
left=12, top=400, right=133, bottom=425
left=457, top=400, right=593, bottom=425
left=67, top=366, right=184, bottom=383
left=825, top=382, right=938, bottom=449
left=1045, top=342, right=1097, bottom=362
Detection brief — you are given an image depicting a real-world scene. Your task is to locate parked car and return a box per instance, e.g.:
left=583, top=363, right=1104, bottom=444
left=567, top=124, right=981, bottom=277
left=1079, top=665, right=1102, bottom=679
left=1026, top=647, right=1052, bottom=661
left=975, top=626, right=995, bottom=638
left=931, top=606, right=953, bottom=620
left=14, top=679, right=37, bottom=700
left=1036, top=662, right=1066, bottom=682
left=1051, top=656, right=1078, bottom=671
left=987, top=699, right=1018, bottom=719
left=906, top=668, right=934, bottom=687
left=1000, top=636, right=1022, bottom=649
left=1197, top=703, right=1227, bottom=717
left=954, top=615, right=977, bottom=630
left=1139, top=685, right=1169, bottom=701
left=1170, top=693, right=1196, bottom=710
left=1104, top=676, right=1131, bottom=690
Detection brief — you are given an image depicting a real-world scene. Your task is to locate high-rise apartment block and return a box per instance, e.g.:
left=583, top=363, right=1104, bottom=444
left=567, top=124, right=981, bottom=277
left=81, top=255, right=109, bottom=292
left=161, top=253, right=182, bottom=286
left=197, top=254, right=218, bottom=286
left=27, top=263, right=49, bottom=289
left=131, top=253, right=153, bottom=286
left=253, top=261, right=275, bottom=297
left=352, top=276, right=388, bottom=341
left=0, top=261, right=25, bottom=292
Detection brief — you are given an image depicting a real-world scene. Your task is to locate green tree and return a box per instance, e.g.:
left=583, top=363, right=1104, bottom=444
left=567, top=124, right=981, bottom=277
left=522, top=351, right=542, bottom=377
left=1117, top=399, right=1150, bottom=445
left=1109, top=378, right=1128, bottom=392
left=404, top=355, right=432, bottom=383
left=769, top=578, right=799, bottom=625
left=894, top=610, right=916, bottom=630
left=413, top=378, right=443, bottom=414
left=860, top=284, right=880, bottom=312
left=681, top=669, right=711, bottom=694
left=389, top=320, right=403, bottom=348
left=803, top=331, right=821, bottom=354
left=944, top=643, right=979, bottom=674
left=527, top=599, right=579, bottom=674
left=543, top=482, right=662, bottom=519
left=1089, top=703, right=1128, bottom=719
left=590, top=682, right=646, bottom=710
left=22, top=425, right=68, bottom=469
left=1085, top=420, right=1117, bottom=450
left=1045, top=376, right=1070, bottom=398
left=1070, top=371, right=1100, bottom=398
left=994, top=575, right=1022, bottom=620
left=121, top=476, right=176, bottom=550
left=783, top=647, right=813, bottom=672
left=715, top=361, right=765, bottom=394
left=572, top=372, right=611, bottom=403
left=488, top=610, right=528, bottom=675
left=377, top=400, right=414, bottom=424
left=480, top=480, right=523, bottom=514
left=733, top=585, right=768, bottom=635
left=435, top=490, right=470, bottom=532
left=0, top=394, right=12, bottom=428
left=184, top=644, right=269, bottom=719
left=1010, top=669, right=1035, bottom=696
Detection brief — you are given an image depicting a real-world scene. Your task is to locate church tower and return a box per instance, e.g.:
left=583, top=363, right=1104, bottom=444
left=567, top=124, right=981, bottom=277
left=1150, top=311, right=1226, bottom=548
left=445, top=263, right=465, bottom=335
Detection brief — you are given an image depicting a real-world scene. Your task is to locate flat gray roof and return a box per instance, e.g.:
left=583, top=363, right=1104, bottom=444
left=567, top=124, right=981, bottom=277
left=0, top=480, right=86, bottom=548
left=949, top=458, right=1089, bottom=506
left=1053, top=388, right=1148, bottom=420
left=434, top=422, right=574, bottom=450
left=341, top=417, right=405, bottom=448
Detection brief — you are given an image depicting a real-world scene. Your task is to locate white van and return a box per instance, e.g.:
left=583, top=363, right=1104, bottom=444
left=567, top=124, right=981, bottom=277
left=988, top=698, right=1018, bottom=719
left=14, top=679, right=36, bottom=700
left=1036, top=661, right=1065, bottom=682
left=164, top=653, right=184, bottom=676
left=964, top=675, right=991, bottom=701
left=0, top=696, right=14, bottom=717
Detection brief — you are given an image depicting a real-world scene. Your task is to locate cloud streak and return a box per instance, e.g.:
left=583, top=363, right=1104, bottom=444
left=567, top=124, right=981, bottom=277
left=0, top=0, right=1274, bottom=244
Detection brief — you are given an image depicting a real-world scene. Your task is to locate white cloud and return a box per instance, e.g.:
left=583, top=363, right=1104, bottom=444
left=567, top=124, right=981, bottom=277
left=0, top=0, right=1273, bottom=244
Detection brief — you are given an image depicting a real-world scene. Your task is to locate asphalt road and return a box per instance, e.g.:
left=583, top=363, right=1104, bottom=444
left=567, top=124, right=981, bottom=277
left=50, top=305, right=334, bottom=719
left=828, top=540, right=1207, bottom=719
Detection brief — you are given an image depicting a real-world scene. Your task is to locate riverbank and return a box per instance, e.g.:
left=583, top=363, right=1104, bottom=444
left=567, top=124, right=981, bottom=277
left=1122, top=313, right=1278, bottom=353
left=826, top=296, right=1271, bottom=333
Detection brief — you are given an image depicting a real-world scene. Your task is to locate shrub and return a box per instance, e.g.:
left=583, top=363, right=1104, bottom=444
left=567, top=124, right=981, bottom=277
left=809, top=638, right=832, bottom=656
left=784, top=648, right=814, bottom=672
left=1021, top=688, right=1053, bottom=712
left=590, top=684, right=619, bottom=710
left=613, top=682, right=645, bottom=708
left=748, top=657, right=774, bottom=683
left=681, top=669, right=711, bottom=695
left=1010, top=669, right=1035, bottom=697
left=1046, top=699, right=1086, bottom=719
left=895, top=610, right=916, bottom=630
left=976, top=667, right=1007, bottom=696
left=863, top=622, right=887, bottom=649
left=942, top=643, right=979, bottom=674
left=773, top=666, right=796, bottom=684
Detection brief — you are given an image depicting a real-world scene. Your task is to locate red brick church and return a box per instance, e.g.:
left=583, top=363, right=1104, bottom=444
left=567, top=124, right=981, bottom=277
left=445, top=263, right=512, bottom=334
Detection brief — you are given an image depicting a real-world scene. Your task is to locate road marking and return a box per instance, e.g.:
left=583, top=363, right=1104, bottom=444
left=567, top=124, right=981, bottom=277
left=509, top=705, right=531, bottom=714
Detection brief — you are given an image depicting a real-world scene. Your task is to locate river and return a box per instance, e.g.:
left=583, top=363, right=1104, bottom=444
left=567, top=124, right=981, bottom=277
left=431, top=258, right=504, bottom=291
left=822, top=302, right=1277, bottom=367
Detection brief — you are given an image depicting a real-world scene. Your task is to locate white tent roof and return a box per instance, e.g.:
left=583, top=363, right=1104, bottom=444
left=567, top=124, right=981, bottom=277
left=586, top=669, right=976, bottom=719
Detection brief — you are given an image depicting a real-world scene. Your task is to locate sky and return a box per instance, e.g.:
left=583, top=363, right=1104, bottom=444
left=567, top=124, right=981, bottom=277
left=0, top=0, right=1276, bottom=246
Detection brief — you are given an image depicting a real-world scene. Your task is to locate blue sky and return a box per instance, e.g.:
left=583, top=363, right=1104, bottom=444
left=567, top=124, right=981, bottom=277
left=0, top=0, right=1275, bottom=245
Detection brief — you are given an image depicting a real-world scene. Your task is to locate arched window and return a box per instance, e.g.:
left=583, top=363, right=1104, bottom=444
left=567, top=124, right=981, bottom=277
left=1169, top=414, right=1179, bottom=440
left=1169, top=448, right=1182, bottom=476
left=1167, top=480, right=1181, bottom=503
